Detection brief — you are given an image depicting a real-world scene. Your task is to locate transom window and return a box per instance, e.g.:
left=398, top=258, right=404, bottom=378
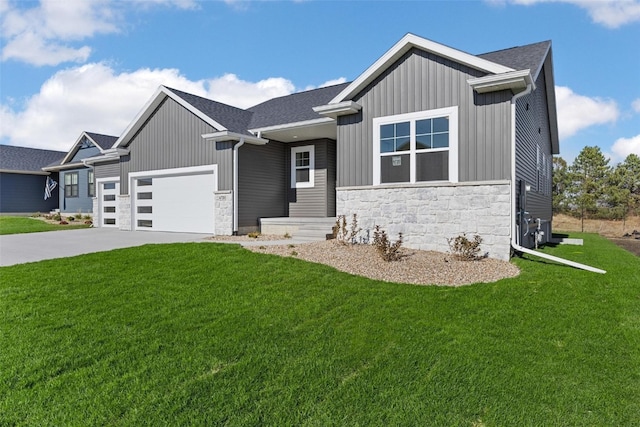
left=291, top=145, right=315, bottom=188
left=64, top=172, right=79, bottom=198
left=373, top=107, right=458, bottom=185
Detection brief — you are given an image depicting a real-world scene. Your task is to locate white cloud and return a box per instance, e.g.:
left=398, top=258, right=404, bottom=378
left=611, top=134, right=640, bottom=162
left=555, top=85, right=619, bottom=139
left=303, top=77, right=348, bottom=92
left=1, top=0, right=198, bottom=66
left=488, top=0, right=640, bottom=28
left=0, top=63, right=298, bottom=151
left=632, top=99, right=640, bottom=113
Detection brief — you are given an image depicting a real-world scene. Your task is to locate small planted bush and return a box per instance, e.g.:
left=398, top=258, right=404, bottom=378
left=247, top=231, right=261, bottom=239
left=447, top=233, right=484, bottom=261
left=372, top=225, right=403, bottom=262
left=333, top=214, right=361, bottom=245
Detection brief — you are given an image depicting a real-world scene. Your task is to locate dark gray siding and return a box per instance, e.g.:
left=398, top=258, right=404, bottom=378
left=94, top=160, right=119, bottom=179
left=0, top=172, right=59, bottom=213
left=288, top=139, right=333, bottom=217
left=238, top=141, right=287, bottom=228
left=336, top=48, right=513, bottom=187
left=59, top=168, right=93, bottom=213
left=515, top=65, right=553, bottom=223
left=120, top=97, right=231, bottom=194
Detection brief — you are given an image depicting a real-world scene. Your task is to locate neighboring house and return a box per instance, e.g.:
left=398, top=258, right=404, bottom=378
left=0, top=145, right=65, bottom=214
left=43, top=132, right=118, bottom=216
left=92, top=33, right=558, bottom=260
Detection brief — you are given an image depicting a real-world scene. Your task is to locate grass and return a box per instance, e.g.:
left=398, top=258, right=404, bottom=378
left=1, top=234, right=639, bottom=425
left=0, top=216, right=90, bottom=235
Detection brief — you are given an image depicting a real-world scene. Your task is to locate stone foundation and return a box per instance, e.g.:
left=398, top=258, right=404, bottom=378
left=118, top=195, right=131, bottom=231
left=336, top=181, right=512, bottom=260
left=214, top=190, right=233, bottom=236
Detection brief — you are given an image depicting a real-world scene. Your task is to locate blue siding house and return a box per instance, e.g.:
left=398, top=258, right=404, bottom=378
left=43, top=132, right=118, bottom=215
left=0, top=145, right=65, bottom=214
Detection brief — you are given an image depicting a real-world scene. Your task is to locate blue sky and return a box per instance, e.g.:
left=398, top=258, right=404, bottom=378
left=1, top=0, right=639, bottom=164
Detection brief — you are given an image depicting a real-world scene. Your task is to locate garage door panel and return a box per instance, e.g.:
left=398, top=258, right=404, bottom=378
left=134, top=170, right=215, bottom=234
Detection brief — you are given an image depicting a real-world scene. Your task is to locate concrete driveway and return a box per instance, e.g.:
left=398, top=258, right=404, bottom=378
left=0, top=228, right=211, bottom=267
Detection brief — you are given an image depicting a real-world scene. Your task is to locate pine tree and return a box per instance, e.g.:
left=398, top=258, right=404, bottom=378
left=568, top=146, right=611, bottom=232
left=607, top=153, right=640, bottom=227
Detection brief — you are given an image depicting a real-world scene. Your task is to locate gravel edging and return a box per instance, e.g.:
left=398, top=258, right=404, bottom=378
left=244, top=240, right=520, bottom=286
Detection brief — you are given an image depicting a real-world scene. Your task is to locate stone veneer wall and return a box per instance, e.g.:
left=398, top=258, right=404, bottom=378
left=336, top=181, right=512, bottom=260
left=214, top=190, right=233, bottom=236
left=118, top=195, right=131, bottom=231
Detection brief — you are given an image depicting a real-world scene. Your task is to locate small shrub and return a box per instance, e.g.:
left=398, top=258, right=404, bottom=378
left=290, top=250, right=298, bottom=257
left=83, top=214, right=92, bottom=220
left=247, top=231, right=261, bottom=239
left=52, top=213, right=61, bottom=221
left=447, top=233, right=484, bottom=261
left=372, top=225, right=403, bottom=262
left=333, top=214, right=361, bottom=245
left=67, top=216, right=75, bottom=222
left=284, top=232, right=291, bottom=239
left=31, top=212, right=41, bottom=218
left=287, top=244, right=295, bottom=248
left=258, top=245, right=266, bottom=250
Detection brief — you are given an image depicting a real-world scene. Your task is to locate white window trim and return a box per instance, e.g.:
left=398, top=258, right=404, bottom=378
left=372, top=106, right=458, bottom=185
left=291, top=145, right=315, bottom=189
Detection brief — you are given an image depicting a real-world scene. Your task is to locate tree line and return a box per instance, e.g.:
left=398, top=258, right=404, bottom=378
left=553, top=147, right=640, bottom=231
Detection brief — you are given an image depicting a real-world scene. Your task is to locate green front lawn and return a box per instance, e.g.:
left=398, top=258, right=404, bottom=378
left=0, top=216, right=91, bottom=235
left=1, top=234, right=638, bottom=425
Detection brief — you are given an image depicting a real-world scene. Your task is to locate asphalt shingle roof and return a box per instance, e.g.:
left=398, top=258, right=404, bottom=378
left=166, top=87, right=255, bottom=135
left=86, top=132, right=118, bottom=150
left=478, top=40, right=551, bottom=76
left=0, top=145, right=66, bottom=172
left=247, top=83, right=351, bottom=129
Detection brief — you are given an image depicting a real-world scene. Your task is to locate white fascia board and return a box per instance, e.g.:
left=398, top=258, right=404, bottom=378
left=0, top=169, right=50, bottom=175
left=82, top=148, right=130, bottom=166
left=313, top=101, right=362, bottom=118
left=42, top=161, right=85, bottom=172
left=468, top=69, right=535, bottom=94
left=201, top=130, right=268, bottom=145
left=114, top=86, right=229, bottom=149
left=250, top=117, right=335, bottom=135
left=330, top=33, right=515, bottom=104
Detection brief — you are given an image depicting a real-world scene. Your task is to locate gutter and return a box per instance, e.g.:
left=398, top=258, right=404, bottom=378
left=509, top=82, right=606, bottom=274
left=232, top=138, right=245, bottom=235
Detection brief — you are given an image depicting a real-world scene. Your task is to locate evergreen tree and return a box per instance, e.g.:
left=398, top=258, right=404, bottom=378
left=552, top=156, right=570, bottom=213
left=568, top=146, right=611, bottom=231
left=607, top=153, right=640, bottom=226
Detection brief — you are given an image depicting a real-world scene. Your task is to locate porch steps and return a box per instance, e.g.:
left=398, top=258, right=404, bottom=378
left=259, top=217, right=335, bottom=240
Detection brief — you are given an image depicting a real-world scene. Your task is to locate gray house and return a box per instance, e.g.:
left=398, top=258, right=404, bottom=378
left=0, top=145, right=65, bottom=214
left=43, top=131, right=118, bottom=216
left=93, top=34, right=558, bottom=260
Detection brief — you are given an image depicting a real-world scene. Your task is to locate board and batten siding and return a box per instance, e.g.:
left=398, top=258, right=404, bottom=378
left=94, top=160, right=119, bottom=179
left=336, top=47, right=513, bottom=187
left=238, top=141, right=287, bottom=230
left=119, top=97, right=232, bottom=194
left=287, top=139, right=335, bottom=217
left=59, top=168, right=93, bottom=213
left=515, top=64, right=553, bottom=223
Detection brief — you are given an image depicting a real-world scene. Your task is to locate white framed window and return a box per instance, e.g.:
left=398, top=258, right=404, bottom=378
left=373, top=107, right=458, bottom=185
left=291, top=145, right=315, bottom=188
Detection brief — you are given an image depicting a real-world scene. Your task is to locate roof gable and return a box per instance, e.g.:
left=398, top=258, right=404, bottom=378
left=0, top=145, right=65, bottom=174
left=58, top=131, right=117, bottom=166
left=329, top=33, right=515, bottom=104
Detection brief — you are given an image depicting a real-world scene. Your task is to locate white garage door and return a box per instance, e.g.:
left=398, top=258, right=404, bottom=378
left=133, top=166, right=216, bottom=234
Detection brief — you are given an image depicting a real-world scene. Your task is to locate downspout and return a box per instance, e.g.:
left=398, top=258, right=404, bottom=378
left=232, top=137, right=245, bottom=235
left=509, top=85, right=606, bottom=274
